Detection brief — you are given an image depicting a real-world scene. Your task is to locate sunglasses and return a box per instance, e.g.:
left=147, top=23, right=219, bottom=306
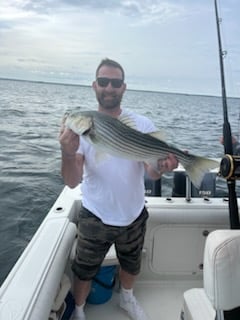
left=96, top=77, right=124, bottom=88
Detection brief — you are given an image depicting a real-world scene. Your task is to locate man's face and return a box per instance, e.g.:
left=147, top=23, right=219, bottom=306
left=93, top=65, right=126, bottom=110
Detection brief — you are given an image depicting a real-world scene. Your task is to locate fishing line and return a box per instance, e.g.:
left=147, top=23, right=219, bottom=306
left=218, top=0, right=240, bottom=136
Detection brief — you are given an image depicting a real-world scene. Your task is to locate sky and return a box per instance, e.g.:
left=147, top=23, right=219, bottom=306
left=0, top=0, right=240, bottom=97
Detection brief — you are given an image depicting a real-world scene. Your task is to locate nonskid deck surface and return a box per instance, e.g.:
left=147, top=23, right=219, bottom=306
left=85, top=280, right=202, bottom=320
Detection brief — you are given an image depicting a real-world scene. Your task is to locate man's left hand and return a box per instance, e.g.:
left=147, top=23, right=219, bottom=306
left=157, top=153, right=179, bottom=173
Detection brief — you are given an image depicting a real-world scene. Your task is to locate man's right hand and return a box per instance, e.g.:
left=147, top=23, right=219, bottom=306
left=59, top=121, right=80, bottom=156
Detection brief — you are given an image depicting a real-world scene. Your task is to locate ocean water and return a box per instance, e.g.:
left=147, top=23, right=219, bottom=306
left=0, top=78, right=240, bottom=285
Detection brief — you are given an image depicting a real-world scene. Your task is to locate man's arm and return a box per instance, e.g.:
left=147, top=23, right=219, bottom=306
left=59, top=127, right=84, bottom=188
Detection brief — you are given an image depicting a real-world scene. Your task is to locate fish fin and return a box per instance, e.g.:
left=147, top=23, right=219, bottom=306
left=118, top=114, right=137, bottom=129
left=184, top=156, right=219, bottom=189
left=144, top=159, right=159, bottom=169
left=118, top=115, right=166, bottom=140
left=149, top=131, right=166, bottom=141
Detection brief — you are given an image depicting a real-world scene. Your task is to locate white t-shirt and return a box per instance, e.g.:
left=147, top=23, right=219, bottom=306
left=77, top=109, right=156, bottom=226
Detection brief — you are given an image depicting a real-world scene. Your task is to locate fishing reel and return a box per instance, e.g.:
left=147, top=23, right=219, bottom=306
left=220, top=154, right=240, bottom=180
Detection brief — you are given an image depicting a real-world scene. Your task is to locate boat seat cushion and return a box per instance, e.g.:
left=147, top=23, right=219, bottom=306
left=183, top=230, right=240, bottom=320
left=204, top=230, right=240, bottom=310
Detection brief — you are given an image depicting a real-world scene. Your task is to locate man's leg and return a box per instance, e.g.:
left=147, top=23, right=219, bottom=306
left=119, top=268, right=136, bottom=289
left=117, top=208, right=149, bottom=320
left=73, top=277, right=92, bottom=305
left=119, top=268, right=149, bottom=320
left=71, top=277, right=91, bottom=320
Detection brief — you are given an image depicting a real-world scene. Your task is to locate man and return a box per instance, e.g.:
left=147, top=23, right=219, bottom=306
left=59, top=58, right=178, bottom=320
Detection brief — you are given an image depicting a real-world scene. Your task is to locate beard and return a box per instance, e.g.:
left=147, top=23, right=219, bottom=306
left=96, top=91, right=123, bottom=110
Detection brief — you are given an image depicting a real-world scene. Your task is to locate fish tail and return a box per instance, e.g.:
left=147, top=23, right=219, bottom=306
left=183, top=156, right=219, bottom=189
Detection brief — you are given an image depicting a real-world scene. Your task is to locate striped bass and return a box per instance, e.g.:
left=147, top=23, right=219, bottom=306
left=65, top=110, right=219, bottom=188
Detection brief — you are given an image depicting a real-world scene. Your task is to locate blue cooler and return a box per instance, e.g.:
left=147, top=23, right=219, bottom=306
left=87, top=265, right=117, bottom=304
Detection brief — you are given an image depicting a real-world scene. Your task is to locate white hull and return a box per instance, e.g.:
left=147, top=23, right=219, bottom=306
left=0, top=178, right=237, bottom=319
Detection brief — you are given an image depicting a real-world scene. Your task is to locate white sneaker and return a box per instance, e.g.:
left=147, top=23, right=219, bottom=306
left=70, top=310, right=86, bottom=320
left=119, top=293, right=149, bottom=320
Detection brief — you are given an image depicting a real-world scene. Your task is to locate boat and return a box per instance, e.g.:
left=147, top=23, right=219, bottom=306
left=0, top=166, right=239, bottom=320
left=1, top=1, right=240, bottom=319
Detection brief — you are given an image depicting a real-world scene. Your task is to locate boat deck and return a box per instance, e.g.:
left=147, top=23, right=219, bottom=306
left=85, top=280, right=202, bottom=320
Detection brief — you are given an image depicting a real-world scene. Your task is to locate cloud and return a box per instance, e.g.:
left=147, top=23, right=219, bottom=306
left=1, top=0, right=187, bottom=27
left=0, top=0, right=239, bottom=96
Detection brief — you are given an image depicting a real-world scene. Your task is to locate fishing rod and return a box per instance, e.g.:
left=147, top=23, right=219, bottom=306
left=215, top=0, right=240, bottom=229
left=238, top=111, right=240, bottom=142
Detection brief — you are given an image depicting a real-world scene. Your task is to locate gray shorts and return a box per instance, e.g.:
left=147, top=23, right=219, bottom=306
left=72, top=205, right=149, bottom=281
